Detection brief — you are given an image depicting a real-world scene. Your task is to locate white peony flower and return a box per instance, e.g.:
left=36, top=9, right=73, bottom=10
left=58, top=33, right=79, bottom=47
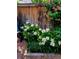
left=39, top=42, right=45, bottom=45
left=50, top=38, right=55, bottom=47
left=46, top=28, right=50, bottom=32
left=58, top=41, right=61, bottom=45
left=31, top=24, right=34, bottom=27
left=26, top=22, right=29, bottom=24
left=51, top=39, right=54, bottom=42
left=39, top=36, right=42, bottom=39
left=24, top=29, right=27, bottom=31
left=33, top=32, right=37, bottom=35
left=50, top=41, right=55, bottom=47
left=46, top=37, right=49, bottom=40
left=21, top=26, right=24, bottom=29
left=42, top=38, right=47, bottom=42
left=39, top=28, right=42, bottom=31
left=42, top=29, right=46, bottom=33
left=26, top=27, right=29, bottom=29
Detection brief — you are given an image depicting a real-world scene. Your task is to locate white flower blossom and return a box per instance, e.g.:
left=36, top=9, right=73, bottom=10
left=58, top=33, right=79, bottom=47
left=26, top=27, right=29, bottom=29
left=21, top=26, right=24, bottom=29
left=50, top=38, right=55, bottom=46
left=42, top=29, right=46, bottom=33
left=58, top=41, right=61, bottom=45
left=50, top=41, right=55, bottom=47
left=39, top=36, right=42, bottom=39
left=46, top=28, right=50, bottom=32
left=46, top=37, right=49, bottom=40
left=51, top=39, right=54, bottom=42
left=26, top=22, right=29, bottom=24
left=31, top=24, right=34, bottom=27
left=42, top=38, right=47, bottom=42
left=39, top=42, right=45, bottom=45
left=39, top=28, right=42, bottom=31
left=33, top=32, right=37, bottom=35
left=24, top=29, right=27, bottom=31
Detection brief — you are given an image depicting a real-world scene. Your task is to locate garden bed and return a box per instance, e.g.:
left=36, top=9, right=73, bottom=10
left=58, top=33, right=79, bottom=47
left=17, top=1, right=61, bottom=59
left=17, top=39, right=61, bottom=59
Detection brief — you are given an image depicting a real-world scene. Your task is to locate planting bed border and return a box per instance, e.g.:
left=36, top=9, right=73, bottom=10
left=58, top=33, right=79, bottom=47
left=24, top=53, right=61, bottom=59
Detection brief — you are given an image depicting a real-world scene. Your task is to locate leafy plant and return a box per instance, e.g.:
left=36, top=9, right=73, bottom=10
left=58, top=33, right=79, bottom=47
left=21, top=23, right=61, bottom=53
left=53, top=0, right=61, bottom=6
left=45, top=3, right=53, bottom=11
left=45, top=0, right=61, bottom=21
left=48, top=11, right=61, bottom=20
left=31, top=0, right=48, bottom=3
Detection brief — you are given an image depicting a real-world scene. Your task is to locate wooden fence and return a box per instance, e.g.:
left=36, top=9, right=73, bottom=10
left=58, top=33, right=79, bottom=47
left=17, top=3, right=50, bottom=29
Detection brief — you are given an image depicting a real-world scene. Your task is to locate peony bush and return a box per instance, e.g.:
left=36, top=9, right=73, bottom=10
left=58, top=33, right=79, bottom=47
left=21, top=23, right=61, bottom=53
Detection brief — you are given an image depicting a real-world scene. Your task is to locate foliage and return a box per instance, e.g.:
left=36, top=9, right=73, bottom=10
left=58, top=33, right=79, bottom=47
left=53, top=0, right=61, bottom=6
left=21, top=23, right=61, bottom=53
left=48, top=11, right=61, bottom=21
left=45, top=0, right=61, bottom=21
left=31, top=0, right=48, bottom=3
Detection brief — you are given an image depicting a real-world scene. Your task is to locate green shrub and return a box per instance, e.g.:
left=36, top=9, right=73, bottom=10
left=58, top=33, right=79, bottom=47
left=21, top=23, right=61, bottom=53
